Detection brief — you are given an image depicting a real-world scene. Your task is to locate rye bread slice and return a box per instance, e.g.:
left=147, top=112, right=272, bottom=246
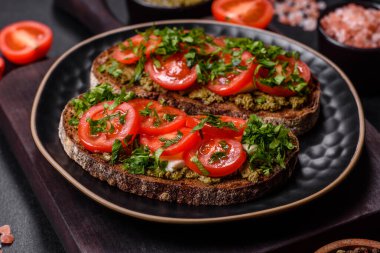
left=58, top=99, right=300, bottom=206
left=90, top=46, right=320, bottom=136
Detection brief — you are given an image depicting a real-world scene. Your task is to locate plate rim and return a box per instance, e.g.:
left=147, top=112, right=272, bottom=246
left=30, top=19, right=365, bottom=224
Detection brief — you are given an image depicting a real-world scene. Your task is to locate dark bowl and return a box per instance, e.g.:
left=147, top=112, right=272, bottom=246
left=317, top=0, right=380, bottom=95
left=126, top=0, right=212, bottom=24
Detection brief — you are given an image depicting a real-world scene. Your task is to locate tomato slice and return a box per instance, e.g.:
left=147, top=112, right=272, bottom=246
left=145, top=52, right=197, bottom=90
left=113, top=34, right=161, bottom=65
left=140, top=127, right=201, bottom=156
left=255, top=55, right=311, bottom=97
left=212, top=0, right=274, bottom=29
left=207, top=51, right=256, bottom=96
left=184, top=138, right=246, bottom=177
left=0, top=21, right=53, bottom=65
left=186, top=115, right=247, bottom=138
left=128, top=98, right=187, bottom=135
left=78, top=101, right=139, bottom=153
left=0, top=57, right=5, bottom=80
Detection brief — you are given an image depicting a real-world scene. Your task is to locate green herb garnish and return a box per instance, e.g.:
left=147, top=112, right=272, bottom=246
left=208, top=151, right=227, bottom=164
left=163, top=113, right=176, bottom=122
left=159, top=131, right=183, bottom=148
left=242, top=115, right=295, bottom=176
left=192, top=115, right=237, bottom=132
left=190, top=156, right=209, bottom=176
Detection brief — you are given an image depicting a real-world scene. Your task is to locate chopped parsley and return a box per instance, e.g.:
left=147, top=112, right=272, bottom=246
left=208, top=151, right=227, bottom=164
left=163, top=113, right=176, bottom=122
left=111, top=139, right=122, bottom=165
left=139, top=102, right=153, bottom=116
left=190, top=156, right=209, bottom=176
left=159, top=131, right=183, bottom=148
left=219, top=140, right=229, bottom=150
left=139, top=102, right=161, bottom=127
left=191, top=115, right=237, bottom=132
left=69, top=83, right=135, bottom=126
left=87, top=112, right=126, bottom=135
left=242, top=115, right=295, bottom=176
left=123, top=145, right=167, bottom=174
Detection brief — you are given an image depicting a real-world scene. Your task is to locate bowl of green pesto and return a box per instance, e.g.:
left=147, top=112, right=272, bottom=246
left=126, top=0, right=212, bottom=24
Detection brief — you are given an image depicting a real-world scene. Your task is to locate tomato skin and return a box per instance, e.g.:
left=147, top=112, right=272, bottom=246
left=140, top=127, right=201, bottom=156
left=207, top=51, right=256, bottom=96
left=145, top=53, right=197, bottom=90
left=186, top=115, right=247, bottom=138
left=184, top=138, right=246, bottom=178
left=0, top=21, right=53, bottom=65
left=78, top=101, right=139, bottom=153
left=0, top=57, right=5, bottom=80
left=113, top=34, right=161, bottom=65
left=212, top=0, right=274, bottom=29
left=255, top=56, right=311, bottom=97
left=128, top=98, right=187, bottom=135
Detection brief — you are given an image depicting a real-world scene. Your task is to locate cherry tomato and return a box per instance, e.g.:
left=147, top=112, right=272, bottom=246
left=186, top=115, right=246, bottom=138
left=128, top=98, right=187, bottom=135
left=78, top=101, right=139, bottom=153
left=145, top=52, right=197, bottom=90
left=207, top=51, right=256, bottom=96
left=113, top=34, right=161, bottom=65
left=0, top=21, right=53, bottom=65
left=140, top=127, right=201, bottom=156
left=255, top=55, right=311, bottom=97
left=0, top=57, right=5, bottom=80
left=212, top=0, right=274, bottom=29
left=184, top=138, right=246, bottom=177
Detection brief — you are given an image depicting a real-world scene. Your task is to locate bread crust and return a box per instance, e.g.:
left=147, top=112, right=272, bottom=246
left=91, top=46, right=320, bottom=136
left=59, top=100, right=299, bottom=206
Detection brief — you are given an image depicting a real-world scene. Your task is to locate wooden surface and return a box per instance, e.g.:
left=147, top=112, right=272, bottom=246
left=0, top=59, right=380, bottom=252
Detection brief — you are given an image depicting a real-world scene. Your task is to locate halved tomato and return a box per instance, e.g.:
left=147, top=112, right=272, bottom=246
left=140, top=127, right=201, bottom=156
left=0, top=57, right=5, bottom=80
left=78, top=101, right=139, bottom=153
left=128, top=98, right=187, bottom=135
left=212, top=0, right=274, bottom=29
left=145, top=52, right=197, bottom=90
left=113, top=34, right=161, bottom=65
left=207, top=51, right=256, bottom=96
left=186, top=115, right=246, bottom=138
left=0, top=20, right=53, bottom=64
left=255, top=55, right=311, bottom=97
left=184, top=138, right=246, bottom=177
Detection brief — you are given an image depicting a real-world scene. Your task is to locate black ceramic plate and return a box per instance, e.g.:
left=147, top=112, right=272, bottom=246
left=31, top=20, right=364, bottom=224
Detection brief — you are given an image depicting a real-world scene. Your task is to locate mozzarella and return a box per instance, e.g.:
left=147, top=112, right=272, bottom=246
left=165, top=159, right=185, bottom=172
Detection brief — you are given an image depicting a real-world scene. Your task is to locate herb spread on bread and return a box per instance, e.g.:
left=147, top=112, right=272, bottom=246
left=91, top=27, right=320, bottom=136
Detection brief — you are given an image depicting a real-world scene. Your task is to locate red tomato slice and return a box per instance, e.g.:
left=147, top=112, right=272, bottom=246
left=0, top=21, right=53, bottom=65
left=78, top=101, right=139, bottom=153
left=186, top=115, right=247, bottom=138
left=212, top=0, right=274, bottom=29
left=256, top=55, right=311, bottom=97
left=145, top=52, right=197, bottom=90
left=207, top=51, right=256, bottom=96
left=184, top=138, right=246, bottom=177
left=113, top=34, right=161, bottom=65
left=0, top=57, right=5, bottom=80
left=140, top=127, right=201, bottom=156
left=128, top=98, right=187, bottom=135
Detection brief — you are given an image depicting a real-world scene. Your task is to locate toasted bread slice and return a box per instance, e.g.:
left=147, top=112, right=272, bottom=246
left=90, top=46, right=320, bottom=135
left=59, top=98, right=300, bottom=206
